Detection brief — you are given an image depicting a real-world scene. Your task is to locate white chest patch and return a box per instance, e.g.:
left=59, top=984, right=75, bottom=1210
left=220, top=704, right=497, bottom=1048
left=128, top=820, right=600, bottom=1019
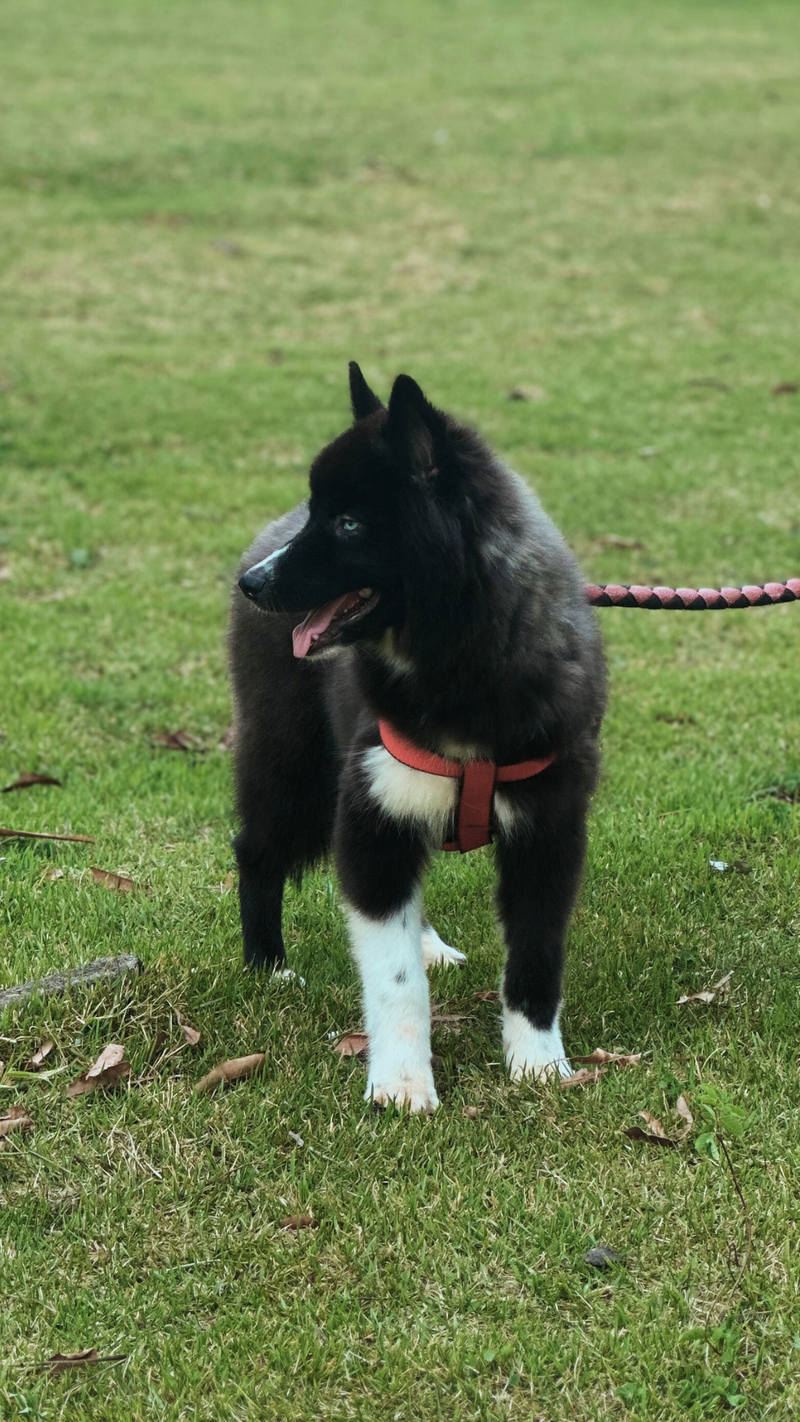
left=363, top=744, right=458, bottom=839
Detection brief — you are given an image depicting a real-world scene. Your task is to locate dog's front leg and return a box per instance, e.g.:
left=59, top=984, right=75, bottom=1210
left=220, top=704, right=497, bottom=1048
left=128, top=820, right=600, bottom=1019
left=336, top=773, right=436, bottom=1113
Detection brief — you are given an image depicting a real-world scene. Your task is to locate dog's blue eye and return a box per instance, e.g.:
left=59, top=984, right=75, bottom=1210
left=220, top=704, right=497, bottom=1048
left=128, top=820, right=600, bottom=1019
left=334, top=515, right=363, bottom=539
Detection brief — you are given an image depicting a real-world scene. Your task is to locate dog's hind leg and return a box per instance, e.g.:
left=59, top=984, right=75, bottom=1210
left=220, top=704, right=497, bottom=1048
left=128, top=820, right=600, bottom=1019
left=230, top=609, right=338, bottom=972
left=494, top=778, right=589, bottom=1080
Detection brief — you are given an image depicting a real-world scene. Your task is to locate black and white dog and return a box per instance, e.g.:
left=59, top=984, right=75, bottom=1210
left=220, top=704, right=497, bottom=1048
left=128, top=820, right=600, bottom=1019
left=229, top=365, right=606, bottom=1111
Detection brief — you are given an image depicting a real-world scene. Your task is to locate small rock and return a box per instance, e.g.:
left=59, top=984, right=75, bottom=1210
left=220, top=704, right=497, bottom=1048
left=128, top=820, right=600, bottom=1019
left=583, top=1244, right=622, bottom=1270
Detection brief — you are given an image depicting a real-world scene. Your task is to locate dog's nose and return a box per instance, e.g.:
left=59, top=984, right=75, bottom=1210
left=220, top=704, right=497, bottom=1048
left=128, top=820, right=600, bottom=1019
left=238, top=564, right=269, bottom=600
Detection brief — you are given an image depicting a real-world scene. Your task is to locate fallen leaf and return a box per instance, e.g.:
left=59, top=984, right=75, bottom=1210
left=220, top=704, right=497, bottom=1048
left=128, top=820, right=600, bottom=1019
left=177, top=1014, right=200, bottom=1047
left=592, top=534, right=646, bottom=551
left=430, top=1012, right=467, bottom=1026
left=215, top=870, right=234, bottom=893
left=90, top=866, right=138, bottom=893
left=194, top=1052, right=266, bottom=1093
left=624, top=1124, right=678, bottom=1148
left=2, top=772, right=62, bottom=793
left=462, top=1105, right=480, bottom=1118
left=332, top=1032, right=369, bottom=1057
left=67, top=1046, right=131, bottom=1098
left=217, top=725, right=234, bottom=751
left=677, top=970, right=733, bottom=1006
left=508, top=384, right=547, bottom=402
left=0, top=1105, right=33, bottom=1138
left=39, top=1350, right=127, bottom=1374
left=279, top=1214, right=318, bottom=1231
left=0, top=827, right=94, bottom=844
left=773, top=382, right=798, bottom=395
left=732, top=860, right=752, bottom=875
left=676, top=1094, right=694, bottom=1138
left=29, top=1041, right=54, bottom=1069
left=571, top=1048, right=641, bottom=1067
left=583, top=1244, right=622, bottom=1269
left=42, top=867, right=64, bottom=882
left=655, top=712, right=696, bottom=725
left=559, top=1066, right=607, bottom=1089
left=88, top=1044, right=125, bottom=1078
left=152, top=729, right=205, bottom=752
left=473, top=989, right=499, bottom=1002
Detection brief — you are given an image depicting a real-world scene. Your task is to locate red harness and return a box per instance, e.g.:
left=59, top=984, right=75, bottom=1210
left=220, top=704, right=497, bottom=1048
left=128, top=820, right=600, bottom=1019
left=378, top=720, right=557, bottom=852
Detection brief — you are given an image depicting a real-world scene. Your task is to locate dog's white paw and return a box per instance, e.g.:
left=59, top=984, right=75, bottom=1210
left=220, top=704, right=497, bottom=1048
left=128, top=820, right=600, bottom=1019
left=502, top=1007, right=570, bottom=1082
left=421, top=925, right=466, bottom=969
left=366, top=1068, right=439, bottom=1114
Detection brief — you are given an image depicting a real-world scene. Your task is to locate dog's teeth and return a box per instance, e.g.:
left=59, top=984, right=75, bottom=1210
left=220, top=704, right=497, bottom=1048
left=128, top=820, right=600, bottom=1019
left=359, top=588, right=373, bottom=598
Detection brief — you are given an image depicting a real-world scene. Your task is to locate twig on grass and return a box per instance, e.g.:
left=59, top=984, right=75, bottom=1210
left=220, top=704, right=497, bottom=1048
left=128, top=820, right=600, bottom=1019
left=718, top=1134, right=753, bottom=1285
left=0, top=955, right=143, bottom=1011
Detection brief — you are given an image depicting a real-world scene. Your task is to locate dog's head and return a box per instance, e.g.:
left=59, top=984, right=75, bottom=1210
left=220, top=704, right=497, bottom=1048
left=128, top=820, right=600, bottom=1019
left=238, top=363, right=461, bottom=658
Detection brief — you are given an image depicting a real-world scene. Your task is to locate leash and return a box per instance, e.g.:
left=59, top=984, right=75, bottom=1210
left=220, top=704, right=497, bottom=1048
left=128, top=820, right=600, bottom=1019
left=585, top=578, right=800, bottom=609
left=378, top=719, right=556, bottom=852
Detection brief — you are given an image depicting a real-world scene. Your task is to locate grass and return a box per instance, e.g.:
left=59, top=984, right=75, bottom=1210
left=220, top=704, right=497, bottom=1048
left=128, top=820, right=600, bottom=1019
left=1, top=0, right=800, bottom=1416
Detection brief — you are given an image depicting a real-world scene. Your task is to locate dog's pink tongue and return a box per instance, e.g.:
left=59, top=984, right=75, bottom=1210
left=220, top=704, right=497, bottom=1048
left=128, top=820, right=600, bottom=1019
left=292, top=593, right=353, bottom=658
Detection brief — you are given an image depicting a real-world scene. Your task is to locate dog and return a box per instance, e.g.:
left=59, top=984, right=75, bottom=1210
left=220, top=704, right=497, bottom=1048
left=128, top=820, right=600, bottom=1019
left=229, top=364, right=606, bottom=1111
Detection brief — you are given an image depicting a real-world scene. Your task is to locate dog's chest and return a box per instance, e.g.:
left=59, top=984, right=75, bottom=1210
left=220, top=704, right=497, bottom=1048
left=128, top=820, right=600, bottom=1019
left=361, top=744, right=522, bottom=839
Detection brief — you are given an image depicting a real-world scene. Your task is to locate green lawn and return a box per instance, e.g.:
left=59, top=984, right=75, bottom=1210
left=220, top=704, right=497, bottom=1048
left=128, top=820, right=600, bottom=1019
left=1, top=1, right=800, bottom=1416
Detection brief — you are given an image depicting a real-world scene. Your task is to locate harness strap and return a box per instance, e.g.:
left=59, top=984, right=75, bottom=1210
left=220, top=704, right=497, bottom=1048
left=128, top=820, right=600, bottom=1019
left=378, top=720, right=557, bottom=852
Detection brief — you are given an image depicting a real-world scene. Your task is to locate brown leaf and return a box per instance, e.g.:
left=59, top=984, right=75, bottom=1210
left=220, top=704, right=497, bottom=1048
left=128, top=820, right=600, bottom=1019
left=430, top=1012, right=468, bottom=1026
left=0, top=1105, right=33, bottom=1138
left=676, top=1095, right=694, bottom=1138
left=177, top=1014, right=200, bottom=1047
left=332, top=1032, right=369, bottom=1057
left=773, top=381, right=798, bottom=395
left=472, top=989, right=499, bottom=1002
left=152, top=729, right=205, bottom=752
left=215, top=870, right=234, bottom=893
left=592, top=534, right=646, bottom=551
left=194, top=1052, right=266, bottom=1093
left=67, top=1053, right=131, bottom=1098
left=677, top=970, right=733, bottom=1006
left=87, top=1044, right=125, bottom=1078
left=90, top=866, right=138, bottom=893
left=217, top=724, right=234, bottom=751
left=29, top=1041, right=54, bottom=1069
left=2, top=772, right=62, bottom=793
left=571, top=1048, right=642, bottom=1067
left=42, top=867, right=64, bottom=882
left=462, top=1105, right=480, bottom=1118
left=559, top=1066, right=607, bottom=1090
left=624, top=1125, right=678, bottom=1148
left=0, top=827, right=94, bottom=843
left=279, top=1214, right=318, bottom=1231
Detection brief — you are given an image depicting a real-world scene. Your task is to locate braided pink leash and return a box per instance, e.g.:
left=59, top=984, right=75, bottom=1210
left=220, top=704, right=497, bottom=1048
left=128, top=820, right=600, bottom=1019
left=586, top=578, right=800, bottom=610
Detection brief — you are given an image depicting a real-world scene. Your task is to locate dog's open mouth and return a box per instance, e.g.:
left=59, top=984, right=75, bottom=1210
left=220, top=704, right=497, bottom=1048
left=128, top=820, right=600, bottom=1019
left=292, top=588, right=380, bottom=658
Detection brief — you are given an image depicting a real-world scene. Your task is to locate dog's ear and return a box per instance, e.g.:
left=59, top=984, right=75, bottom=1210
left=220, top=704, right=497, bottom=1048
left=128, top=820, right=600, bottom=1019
left=383, top=374, right=449, bottom=483
left=349, top=361, right=383, bottom=421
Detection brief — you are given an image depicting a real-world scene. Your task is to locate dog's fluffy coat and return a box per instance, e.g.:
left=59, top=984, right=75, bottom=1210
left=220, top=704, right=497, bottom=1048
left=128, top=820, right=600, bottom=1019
left=229, top=365, right=606, bottom=1110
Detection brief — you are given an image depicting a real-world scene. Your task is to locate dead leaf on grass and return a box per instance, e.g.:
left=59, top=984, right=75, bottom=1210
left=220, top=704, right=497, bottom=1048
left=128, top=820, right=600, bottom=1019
left=215, top=870, right=234, bottom=893
left=0, top=1105, right=33, bottom=1138
left=462, top=1105, right=480, bottom=1118
left=773, top=382, right=798, bottom=395
left=676, top=1095, right=694, bottom=1136
left=559, top=1066, right=607, bottom=1089
left=217, top=725, right=234, bottom=751
left=473, top=989, right=499, bottom=1002
left=0, top=827, right=94, bottom=844
left=67, top=1045, right=131, bottom=1098
left=29, top=1041, right=54, bottom=1069
left=177, top=1013, right=200, bottom=1047
left=194, top=1052, right=265, bottom=1093
left=430, top=1011, right=468, bottom=1027
left=279, top=1215, right=318, bottom=1231
left=677, top=970, right=733, bottom=1006
left=571, top=1048, right=641, bottom=1068
left=2, top=772, right=62, bottom=793
left=332, top=1032, right=369, bottom=1057
left=42, top=867, right=64, bottom=882
left=592, top=534, right=646, bottom=551
left=152, top=729, right=205, bottom=752
left=90, top=866, right=145, bottom=893
left=508, top=385, right=547, bottom=402
left=624, top=1110, right=679, bottom=1147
